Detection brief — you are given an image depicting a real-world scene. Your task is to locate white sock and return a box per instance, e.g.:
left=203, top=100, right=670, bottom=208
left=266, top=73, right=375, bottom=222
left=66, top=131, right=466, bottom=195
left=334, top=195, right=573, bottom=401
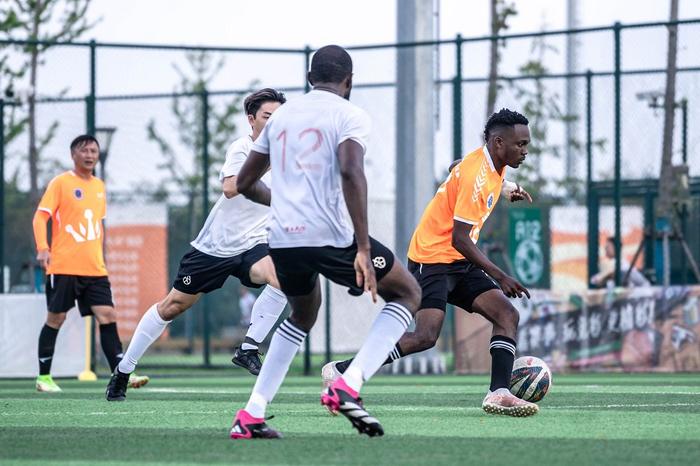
left=245, top=286, right=287, bottom=344
left=117, top=303, right=170, bottom=374
left=343, top=302, right=413, bottom=393
left=245, top=319, right=306, bottom=418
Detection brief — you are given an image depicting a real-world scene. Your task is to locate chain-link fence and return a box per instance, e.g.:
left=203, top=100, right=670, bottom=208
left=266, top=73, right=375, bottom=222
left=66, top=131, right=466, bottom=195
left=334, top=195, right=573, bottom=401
left=2, top=19, right=699, bottom=373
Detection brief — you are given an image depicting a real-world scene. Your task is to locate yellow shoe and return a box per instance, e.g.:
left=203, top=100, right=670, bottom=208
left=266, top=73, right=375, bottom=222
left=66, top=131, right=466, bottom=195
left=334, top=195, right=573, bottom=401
left=36, top=375, right=62, bottom=393
left=128, top=373, right=150, bottom=389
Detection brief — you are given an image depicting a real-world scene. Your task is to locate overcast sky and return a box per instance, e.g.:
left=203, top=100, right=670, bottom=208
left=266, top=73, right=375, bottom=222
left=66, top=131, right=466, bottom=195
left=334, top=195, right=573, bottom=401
left=5, top=1, right=700, bottom=194
left=87, top=0, right=698, bottom=48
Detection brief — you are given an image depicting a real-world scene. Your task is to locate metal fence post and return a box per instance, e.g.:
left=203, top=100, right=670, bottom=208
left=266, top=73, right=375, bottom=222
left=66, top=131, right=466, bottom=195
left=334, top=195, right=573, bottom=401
left=324, top=279, right=331, bottom=364
left=613, top=22, right=622, bottom=286
left=86, top=39, right=97, bottom=370
left=680, top=98, right=688, bottom=283
left=0, top=99, right=4, bottom=293
left=87, top=39, right=96, bottom=136
left=452, top=34, right=463, bottom=161
left=585, top=70, right=597, bottom=286
left=201, top=89, right=211, bottom=367
left=303, top=45, right=313, bottom=376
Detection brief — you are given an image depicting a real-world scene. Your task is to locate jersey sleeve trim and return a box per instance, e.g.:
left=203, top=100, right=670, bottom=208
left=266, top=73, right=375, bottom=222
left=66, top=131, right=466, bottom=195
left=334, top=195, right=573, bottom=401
left=37, top=207, right=52, bottom=215
left=338, top=135, right=367, bottom=154
left=454, top=215, right=477, bottom=225
left=249, top=143, right=270, bottom=155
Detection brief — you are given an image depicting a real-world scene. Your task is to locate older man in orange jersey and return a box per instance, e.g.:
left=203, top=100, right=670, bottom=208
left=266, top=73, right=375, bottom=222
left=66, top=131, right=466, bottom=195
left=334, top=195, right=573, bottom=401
left=32, top=135, right=148, bottom=392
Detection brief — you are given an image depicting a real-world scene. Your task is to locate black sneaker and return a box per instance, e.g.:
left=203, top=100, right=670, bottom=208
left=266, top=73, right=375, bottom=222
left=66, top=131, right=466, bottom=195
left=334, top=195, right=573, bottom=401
left=231, top=347, right=262, bottom=375
left=106, top=370, right=130, bottom=401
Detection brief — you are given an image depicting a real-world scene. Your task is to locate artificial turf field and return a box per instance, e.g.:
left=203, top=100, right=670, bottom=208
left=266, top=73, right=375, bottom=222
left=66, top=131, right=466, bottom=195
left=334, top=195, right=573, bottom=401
left=1, top=372, right=699, bottom=466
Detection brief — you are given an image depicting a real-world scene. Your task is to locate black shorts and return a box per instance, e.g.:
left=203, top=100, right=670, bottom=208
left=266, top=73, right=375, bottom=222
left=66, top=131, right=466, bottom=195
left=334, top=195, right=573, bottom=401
left=173, top=244, right=268, bottom=295
left=45, top=274, right=114, bottom=315
left=270, top=237, right=395, bottom=297
left=407, top=259, right=500, bottom=312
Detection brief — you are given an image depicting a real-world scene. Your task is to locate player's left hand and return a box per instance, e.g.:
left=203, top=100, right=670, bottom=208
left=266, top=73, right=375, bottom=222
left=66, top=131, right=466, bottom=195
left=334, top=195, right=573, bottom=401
left=509, top=183, right=533, bottom=203
left=354, top=248, right=378, bottom=303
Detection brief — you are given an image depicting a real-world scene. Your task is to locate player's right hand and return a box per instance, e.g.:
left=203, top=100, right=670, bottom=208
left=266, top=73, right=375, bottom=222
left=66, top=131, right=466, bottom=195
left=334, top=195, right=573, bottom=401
left=498, top=275, right=530, bottom=299
left=37, top=249, right=50, bottom=270
left=354, top=248, right=378, bottom=303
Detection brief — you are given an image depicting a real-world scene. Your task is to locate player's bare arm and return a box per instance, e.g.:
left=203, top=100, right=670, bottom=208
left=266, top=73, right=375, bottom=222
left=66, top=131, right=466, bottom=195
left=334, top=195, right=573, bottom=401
left=236, top=150, right=272, bottom=206
left=452, top=220, right=530, bottom=299
left=222, top=175, right=239, bottom=199
left=32, top=209, right=52, bottom=269
left=338, top=139, right=377, bottom=302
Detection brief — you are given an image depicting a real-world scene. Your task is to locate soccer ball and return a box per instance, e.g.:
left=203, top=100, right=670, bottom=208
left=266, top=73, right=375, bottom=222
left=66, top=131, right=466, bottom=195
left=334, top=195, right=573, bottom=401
left=509, top=356, right=552, bottom=403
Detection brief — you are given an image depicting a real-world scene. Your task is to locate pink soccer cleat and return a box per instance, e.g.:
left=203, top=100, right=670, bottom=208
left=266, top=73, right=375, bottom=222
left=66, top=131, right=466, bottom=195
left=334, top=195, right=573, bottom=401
left=229, top=409, right=283, bottom=439
left=321, top=377, right=384, bottom=437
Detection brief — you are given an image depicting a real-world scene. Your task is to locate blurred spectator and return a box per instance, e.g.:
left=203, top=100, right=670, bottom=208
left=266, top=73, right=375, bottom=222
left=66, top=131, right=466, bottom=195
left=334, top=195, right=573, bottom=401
left=591, top=237, right=650, bottom=288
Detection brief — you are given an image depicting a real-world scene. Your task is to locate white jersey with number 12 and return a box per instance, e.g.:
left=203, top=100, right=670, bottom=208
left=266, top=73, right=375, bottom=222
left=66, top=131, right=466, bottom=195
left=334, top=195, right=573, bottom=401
left=251, top=89, right=371, bottom=249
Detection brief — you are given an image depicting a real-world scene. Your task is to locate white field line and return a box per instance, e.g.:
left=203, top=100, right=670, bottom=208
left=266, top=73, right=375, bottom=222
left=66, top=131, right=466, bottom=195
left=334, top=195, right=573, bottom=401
left=141, top=387, right=700, bottom=396
left=3, top=402, right=700, bottom=417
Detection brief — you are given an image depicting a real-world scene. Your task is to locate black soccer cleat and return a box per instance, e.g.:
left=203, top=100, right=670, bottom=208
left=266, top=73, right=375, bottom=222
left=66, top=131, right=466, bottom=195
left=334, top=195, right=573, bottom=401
left=321, top=378, right=384, bottom=437
left=105, top=369, right=130, bottom=401
left=230, top=410, right=283, bottom=439
left=231, top=347, right=263, bottom=376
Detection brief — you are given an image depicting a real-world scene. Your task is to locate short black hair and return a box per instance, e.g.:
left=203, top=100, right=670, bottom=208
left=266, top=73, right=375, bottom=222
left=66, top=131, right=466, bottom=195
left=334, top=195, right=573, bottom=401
left=483, top=108, right=529, bottom=142
left=70, top=135, right=99, bottom=153
left=309, top=45, right=353, bottom=84
left=244, top=88, right=286, bottom=117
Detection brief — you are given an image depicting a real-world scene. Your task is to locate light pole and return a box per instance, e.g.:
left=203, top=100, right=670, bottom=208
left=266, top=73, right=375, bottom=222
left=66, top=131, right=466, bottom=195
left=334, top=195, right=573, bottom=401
left=95, top=127, right=116, bottom=182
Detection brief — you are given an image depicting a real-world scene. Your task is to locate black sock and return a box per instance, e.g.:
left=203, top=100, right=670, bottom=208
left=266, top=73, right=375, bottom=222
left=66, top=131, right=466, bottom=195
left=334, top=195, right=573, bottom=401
left=99, top=323, right=124, bottom=372
left=336, top=344, right=404, bottom=374
left=489, top=335, right=516, bottom=391
left=38, top=324, right=59, bottom=375
left=384, top=343, right=404, bottom=365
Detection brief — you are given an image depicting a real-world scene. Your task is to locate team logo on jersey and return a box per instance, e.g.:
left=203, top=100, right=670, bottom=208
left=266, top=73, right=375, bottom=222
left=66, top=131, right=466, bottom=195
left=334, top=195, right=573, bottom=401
left=74, top=188, right=83, bottom=200
left=487, top=192, right=494, bottom=209
left=372, top=256, right=386, bottom=269
left=64, top=209, right=101, bottom=243
left=183, top=275, right=192, bottom=286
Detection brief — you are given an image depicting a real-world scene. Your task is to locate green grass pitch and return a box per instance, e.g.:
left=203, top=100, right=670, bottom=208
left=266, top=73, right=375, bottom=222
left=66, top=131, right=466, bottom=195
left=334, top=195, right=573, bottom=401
left=2, top=372, right=699, bottom=465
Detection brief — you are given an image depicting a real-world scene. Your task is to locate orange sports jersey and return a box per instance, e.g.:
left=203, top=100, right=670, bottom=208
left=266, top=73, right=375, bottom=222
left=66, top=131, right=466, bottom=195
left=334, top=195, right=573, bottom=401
left=408, top=145, right=505, bottom=264
left=36, top=171, right=107, bottom=276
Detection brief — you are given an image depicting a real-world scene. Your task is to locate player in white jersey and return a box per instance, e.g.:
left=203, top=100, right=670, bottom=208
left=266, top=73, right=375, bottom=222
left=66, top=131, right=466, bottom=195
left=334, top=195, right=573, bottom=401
left=106, top=89, right=288, bottom=401
left=229, top=45, right=421, bottom=439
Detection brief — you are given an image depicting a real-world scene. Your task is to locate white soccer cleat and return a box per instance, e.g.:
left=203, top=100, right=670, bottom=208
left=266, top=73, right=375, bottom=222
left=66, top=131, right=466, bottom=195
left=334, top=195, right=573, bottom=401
left=128, top=373, right=150, bottom=389
left=482, top=388, right=539, bottom=417
left=321, top=361, right=343, bottom=416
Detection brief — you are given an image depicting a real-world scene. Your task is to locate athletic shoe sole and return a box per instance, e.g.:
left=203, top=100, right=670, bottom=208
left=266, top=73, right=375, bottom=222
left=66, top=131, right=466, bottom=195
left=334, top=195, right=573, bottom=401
left=482, top=402, right=539, bottom=417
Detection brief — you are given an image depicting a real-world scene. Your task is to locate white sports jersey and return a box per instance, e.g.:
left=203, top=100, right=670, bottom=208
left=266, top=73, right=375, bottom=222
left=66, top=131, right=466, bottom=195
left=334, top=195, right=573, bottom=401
left=190, top=136, right=270, bottom=257
left=251, top=90, right=371, bottom=248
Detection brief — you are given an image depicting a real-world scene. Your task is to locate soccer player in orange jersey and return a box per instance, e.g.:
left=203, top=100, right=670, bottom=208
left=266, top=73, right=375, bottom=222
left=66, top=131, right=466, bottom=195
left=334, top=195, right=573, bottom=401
left=32, top=135, right=148, bottom=392
left=327, top=109, right=539, bottom=416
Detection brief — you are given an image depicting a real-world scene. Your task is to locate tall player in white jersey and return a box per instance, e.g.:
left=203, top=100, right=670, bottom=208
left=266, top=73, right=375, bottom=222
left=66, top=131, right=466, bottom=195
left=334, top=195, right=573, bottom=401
left=230, top=45, right=421, bottom=439
left=105, top=89, right=289, bottom=401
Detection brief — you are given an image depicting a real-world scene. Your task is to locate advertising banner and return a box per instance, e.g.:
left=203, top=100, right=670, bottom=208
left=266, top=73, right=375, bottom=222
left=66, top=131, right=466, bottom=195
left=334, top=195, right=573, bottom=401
left=455, top=286, right=700, bottom=373
left=106, top=203, right=168, bottom=341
